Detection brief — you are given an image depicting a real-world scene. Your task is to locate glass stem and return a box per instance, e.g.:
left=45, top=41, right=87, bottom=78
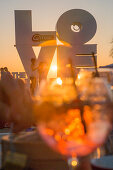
left=68, top=156, right=92, bottom=170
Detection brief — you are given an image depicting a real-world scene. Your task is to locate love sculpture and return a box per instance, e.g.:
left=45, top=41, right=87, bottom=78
left=15, top=9, right=97, bottom=78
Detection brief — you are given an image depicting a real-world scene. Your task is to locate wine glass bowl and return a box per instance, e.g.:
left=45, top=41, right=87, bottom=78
left=35, top=72, right=112, bottom=159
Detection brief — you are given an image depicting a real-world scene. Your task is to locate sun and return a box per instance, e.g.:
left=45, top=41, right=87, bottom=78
left=51, top=65, right=57, bottom=72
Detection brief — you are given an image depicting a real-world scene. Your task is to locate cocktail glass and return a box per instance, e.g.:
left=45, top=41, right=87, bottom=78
left=35, top=71, right=112, bottom=170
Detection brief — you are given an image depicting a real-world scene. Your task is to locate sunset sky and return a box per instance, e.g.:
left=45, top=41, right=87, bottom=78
left=0, top=0, right=113, bottom=74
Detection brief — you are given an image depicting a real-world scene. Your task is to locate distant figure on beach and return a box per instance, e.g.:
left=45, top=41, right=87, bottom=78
left=0, top=68, right=4, bottom=80
left=0, top=67, right=12, bottom=81
left=4, top=67, right=13, bottom=77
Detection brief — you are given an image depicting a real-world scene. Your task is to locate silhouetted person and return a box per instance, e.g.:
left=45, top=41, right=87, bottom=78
left=0, top=68, right=4, bottom=80
left=38, top=62, right=48, bottom=85
left=0, top=67, right=12, bottom=81
left=30, top=59, right=48, bottom=94
left=30, top=58, right=37, bottom=95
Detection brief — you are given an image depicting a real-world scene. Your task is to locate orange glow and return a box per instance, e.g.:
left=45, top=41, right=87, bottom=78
left=74, top=118, right=81, bottom=123
left=67, top=123, right=76, bottom=132
left=83, top=106, right=93, bottom=125
left=40, top=40, right=57, bottom=47
left=65, top=109, right=85, bottom=136
left=68, top=109, right=80, bottom=117
left=55, top=134, right=61, bottom=141
left=64, top=128, right=70, bottom=135
left=66, top=64, right=71, bottom=68
left=39, top=40, right=71, bottom=47
left=45, top=128, right=54, bottom=136
left=38, top=101, right=99, bottom=157
left=97, top=147, right=101, bottom=158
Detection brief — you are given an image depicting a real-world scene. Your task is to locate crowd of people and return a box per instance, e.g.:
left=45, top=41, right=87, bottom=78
left=0, top=60, right=49, bottom=131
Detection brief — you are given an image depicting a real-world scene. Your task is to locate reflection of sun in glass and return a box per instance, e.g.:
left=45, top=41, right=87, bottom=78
left=77, top=74, right=81, bottom=79
left=68, top=157, right=78, bottom=167
left=71, top=160, right=78, bottom=167
left=56, top=77, right=62, bottom=85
